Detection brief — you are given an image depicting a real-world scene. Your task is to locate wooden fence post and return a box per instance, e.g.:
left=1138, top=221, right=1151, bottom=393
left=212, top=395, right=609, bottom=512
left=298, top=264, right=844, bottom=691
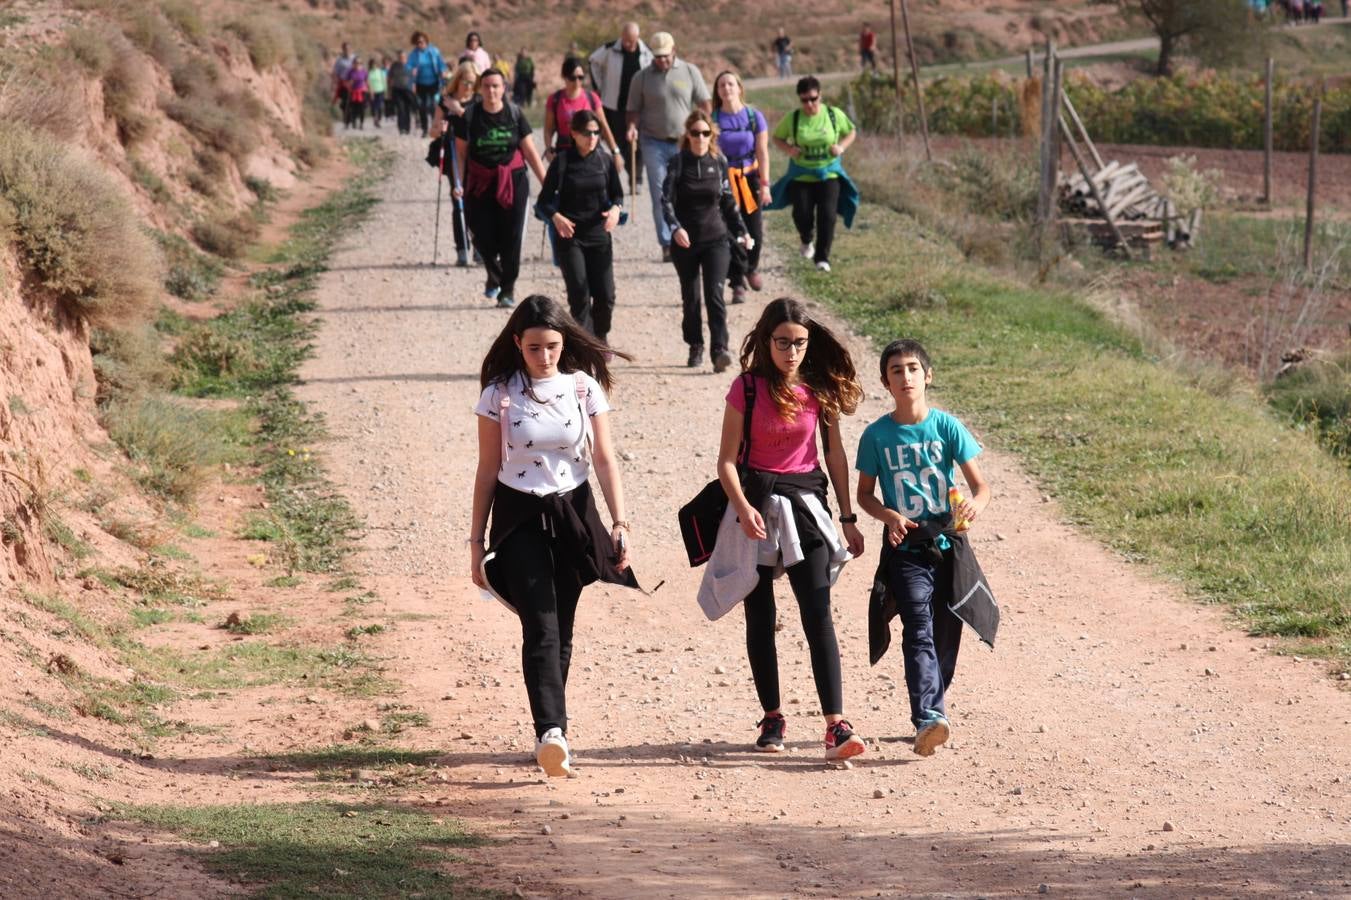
left=1036, top=42, right=1059, bottom=255
left=1263, top=57, right=1274, bottom=206
left=888, top=0, right=905, bottom=140
left=898, top=0, right=931, bottom=161
left=1303, top=83, right=1323, bottom=271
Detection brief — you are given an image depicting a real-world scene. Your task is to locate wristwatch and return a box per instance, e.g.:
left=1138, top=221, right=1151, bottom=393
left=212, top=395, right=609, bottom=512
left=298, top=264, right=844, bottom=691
left=838, top=514, right=858, bottom=524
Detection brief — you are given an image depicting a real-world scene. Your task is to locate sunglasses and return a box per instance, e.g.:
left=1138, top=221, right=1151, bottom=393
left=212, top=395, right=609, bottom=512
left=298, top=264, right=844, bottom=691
left=799, top=94, right=821, bottom=103
left=575, top=128, right=601, bottom=137
left=568, top=74, right=586, bottom=81
left=688, top=128, right=712, bottom=138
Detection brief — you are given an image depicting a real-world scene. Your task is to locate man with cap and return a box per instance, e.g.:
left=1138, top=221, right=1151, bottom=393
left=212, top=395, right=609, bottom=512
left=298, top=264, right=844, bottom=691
left=624, top=31, right=711, bottom=261
left=589, top=22, right=652, bottom=189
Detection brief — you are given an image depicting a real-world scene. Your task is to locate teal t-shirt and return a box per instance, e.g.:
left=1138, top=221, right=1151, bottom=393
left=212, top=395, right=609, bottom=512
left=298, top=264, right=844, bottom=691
left=855, top=408, right=980, bottom=550
left=771, top=105, right=853, bottom=180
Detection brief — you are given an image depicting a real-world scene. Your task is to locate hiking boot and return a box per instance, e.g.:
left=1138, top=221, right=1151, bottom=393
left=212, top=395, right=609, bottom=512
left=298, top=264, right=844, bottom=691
left=731, top=286, right=747, bottom=305
left=496, top=294, right=515, bottom=309
left=913, top=713, right=950, bottom=757
left=746, top=271, right=764, bottom=291
left=535, top=727, right=571, bottom=777
left=755, top=713, right=786, bottom=752
left=686, top=344, right=704, bottom=368
left=662, top=245, right=673, bottom=264
left=824, top=719, right=866, bottom=760
left=712, top=348, right=734, bottom=373
left=799, top=241, right=814, bottom=259
left=815, top=260, right=832, bottom=273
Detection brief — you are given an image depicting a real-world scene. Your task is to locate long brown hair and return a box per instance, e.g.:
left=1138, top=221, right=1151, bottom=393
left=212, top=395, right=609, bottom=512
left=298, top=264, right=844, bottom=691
left=738, top=297, right=862, bottom=421
left=479, top=295, right=632, bottom=396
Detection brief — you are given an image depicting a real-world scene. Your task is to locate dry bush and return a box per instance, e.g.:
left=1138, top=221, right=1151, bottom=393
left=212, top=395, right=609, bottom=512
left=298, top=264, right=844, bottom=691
left=164, top=96, right=258, bottom=163
left=102, top=394, right=242, bottom=504
left=89, top=325, right=173, bottom=403
left=0, top=52, right=84, bottom=138
left=67, top=25, right=115, bottom=76
left=159, top=0, right=206, bottom=43
left=225, top=17, right=290, bottom=69
left=123, top=7, right=182, bottom=71
left=0, top=127, right=162, bottom=325
left=104, top=44, right=156, bottom=146
left=192, top=213, right=259, bottom=260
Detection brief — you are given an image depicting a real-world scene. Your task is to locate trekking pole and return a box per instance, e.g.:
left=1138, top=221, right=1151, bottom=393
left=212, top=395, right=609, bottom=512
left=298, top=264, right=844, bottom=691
left=432, top=133, right=445, bottom=265
left=628, top=140, right=638, bottom=223
left=448, top=135, right=469, bottom=259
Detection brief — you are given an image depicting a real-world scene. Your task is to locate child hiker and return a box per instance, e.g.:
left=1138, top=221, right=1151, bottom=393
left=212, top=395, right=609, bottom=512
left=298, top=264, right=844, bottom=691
left=698, top=297, right=868, bottom=761
left=854, top=339, right=992, bottom=756
left=469, top=296, right=639, bottom=776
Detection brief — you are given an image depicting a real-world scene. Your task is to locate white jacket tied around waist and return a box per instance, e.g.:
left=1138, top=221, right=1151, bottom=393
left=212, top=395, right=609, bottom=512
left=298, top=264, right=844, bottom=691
left=697, top=491, right=851, bottom=621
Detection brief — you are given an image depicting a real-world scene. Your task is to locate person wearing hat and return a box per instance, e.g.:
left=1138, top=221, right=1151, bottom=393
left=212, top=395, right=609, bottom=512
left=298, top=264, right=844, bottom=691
left=589, top=23, right=652, bottom=191
left=624, top=31, right=711, bottom=262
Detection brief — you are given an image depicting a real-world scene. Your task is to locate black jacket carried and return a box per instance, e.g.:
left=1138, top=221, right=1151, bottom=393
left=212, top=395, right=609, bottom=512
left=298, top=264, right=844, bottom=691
left=868, top=517, right=1000, bottom=665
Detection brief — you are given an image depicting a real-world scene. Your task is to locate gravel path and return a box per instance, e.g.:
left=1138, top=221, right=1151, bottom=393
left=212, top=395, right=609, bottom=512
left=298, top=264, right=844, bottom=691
left=296, top=132, right=1350, bottom=898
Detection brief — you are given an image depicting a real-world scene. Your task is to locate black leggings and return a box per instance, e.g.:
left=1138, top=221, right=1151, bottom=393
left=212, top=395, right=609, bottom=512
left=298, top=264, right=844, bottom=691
left=728, top=170, right=765, bottom=288
left=498, top=524, right=583, bottom=739
left=790, top=178, right=841, bottom=264
left=671, top=239, right=730, bottom=354
left=466, top=167, right=529, bottom=298
left=742, top=537, right=843, bottom=716
left=558, top=233, right=616, bottom=340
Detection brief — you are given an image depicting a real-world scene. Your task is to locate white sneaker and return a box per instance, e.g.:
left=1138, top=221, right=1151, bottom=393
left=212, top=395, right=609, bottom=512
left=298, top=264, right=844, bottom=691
left=535, top=727, right=571, bottom=777
left=799, top=241, right=814, bottom=259
left=815, top=260, right=831, bottom=273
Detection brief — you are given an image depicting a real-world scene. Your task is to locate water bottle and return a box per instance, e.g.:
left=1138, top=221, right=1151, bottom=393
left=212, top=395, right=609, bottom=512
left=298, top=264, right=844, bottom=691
left=948, top=484, right=970, bottom=532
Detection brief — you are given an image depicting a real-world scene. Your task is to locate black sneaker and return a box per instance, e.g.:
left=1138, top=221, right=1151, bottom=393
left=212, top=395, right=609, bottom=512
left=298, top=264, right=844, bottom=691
left=824, top=719, right=866, bottom=760
left=686, top=344, right=704, bottom=368
left=755, top=713, right=786, bottom=752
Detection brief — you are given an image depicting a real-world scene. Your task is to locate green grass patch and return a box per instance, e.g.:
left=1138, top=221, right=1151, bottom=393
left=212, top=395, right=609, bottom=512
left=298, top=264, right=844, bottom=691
left=117, top=802, right=487, bottom=899
left=135, top=641, right=391, bottom=696
left=131, top=607, right=175, bottom=628
left=102, top=395, right=251, bottom=504
left=221, top=611, right=289, bottom=635
left=109, top=559, right=231, bottom=607
left=775, top=203, right=1351, bottom=663
left=44, top=513, right=93, bottom=559
left=263, top=745, right=442, bottom=778
left=345, top=623, right=384, bottom=640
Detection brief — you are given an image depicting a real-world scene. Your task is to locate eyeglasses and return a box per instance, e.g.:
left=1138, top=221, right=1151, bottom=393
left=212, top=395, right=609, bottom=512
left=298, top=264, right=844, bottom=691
left=799, top=94, right=821, bottom=104
left=568, top=74, right=586, bottom=81
left=772, top=337, right=810, bottom=352
left=688, top=128, right=712, bottom=138
left=576, top=128, right=601, bottom=137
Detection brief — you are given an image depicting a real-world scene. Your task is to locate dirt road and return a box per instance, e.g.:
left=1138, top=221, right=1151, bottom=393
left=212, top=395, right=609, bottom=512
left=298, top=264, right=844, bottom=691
left=294, top=133, right=1350, bottom=898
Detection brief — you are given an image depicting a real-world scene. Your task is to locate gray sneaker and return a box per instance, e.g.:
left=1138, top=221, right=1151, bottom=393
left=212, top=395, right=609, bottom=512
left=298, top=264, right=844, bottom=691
left=496, top=294, right=515, bottom=309
left=712, top=348, right=734, bottom=373
left=913, top=713, right=950, bottom=757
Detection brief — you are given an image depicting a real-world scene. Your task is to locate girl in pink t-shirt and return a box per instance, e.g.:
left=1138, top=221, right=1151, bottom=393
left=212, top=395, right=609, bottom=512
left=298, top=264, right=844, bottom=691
left=715, top=297, right=868, bottom=761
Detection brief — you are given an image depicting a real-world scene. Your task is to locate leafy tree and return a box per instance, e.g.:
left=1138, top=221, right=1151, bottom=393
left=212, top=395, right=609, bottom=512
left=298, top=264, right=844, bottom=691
left=1107, top=0, right=1262, bottom=76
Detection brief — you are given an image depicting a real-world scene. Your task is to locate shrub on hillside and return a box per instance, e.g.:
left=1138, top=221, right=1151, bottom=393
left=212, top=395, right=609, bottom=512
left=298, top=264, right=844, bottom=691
left=0, top=127, right=161, bottom=324
left=0, top=50, right=84, bottom=137
left=164, top=96, right=258, bottom=163
left=159, top=0, right=206, bottom=43
left=225, top=17, right=290, bottom=69
left=67, top=25, right=115, bottom=75
left=103, top=394, right=247, bottom=504
left=192, top=213, right=259, bottom=260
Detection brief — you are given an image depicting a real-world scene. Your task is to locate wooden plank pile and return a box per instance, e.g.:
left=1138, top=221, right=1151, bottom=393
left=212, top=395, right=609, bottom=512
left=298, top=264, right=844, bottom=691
left=1059, top=163, right=1198, bottom=249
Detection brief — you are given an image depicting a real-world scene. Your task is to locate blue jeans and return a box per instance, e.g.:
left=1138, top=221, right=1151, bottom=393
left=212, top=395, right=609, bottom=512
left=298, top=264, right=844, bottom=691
left=886, top=549, right=963, bottom=729
left=640, top=136, right=680, bottom=248
left=777, top=53, right=793, bottom=79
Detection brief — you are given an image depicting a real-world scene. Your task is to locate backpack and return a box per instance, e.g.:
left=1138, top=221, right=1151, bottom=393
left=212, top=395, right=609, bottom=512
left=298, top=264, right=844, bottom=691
left=790, top=105, right=841, bottom=146
left=719, top=104, right=762, bottom=137
left=464, top=98, right=524, bottom=149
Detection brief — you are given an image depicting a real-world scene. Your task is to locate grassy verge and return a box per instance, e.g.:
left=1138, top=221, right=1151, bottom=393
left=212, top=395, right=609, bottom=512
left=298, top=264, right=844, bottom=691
left=118, top=802, right=492, bottom=899
left=174, top=138, right=393, bottom=573
left=773, top=204, right=1351, bottom=666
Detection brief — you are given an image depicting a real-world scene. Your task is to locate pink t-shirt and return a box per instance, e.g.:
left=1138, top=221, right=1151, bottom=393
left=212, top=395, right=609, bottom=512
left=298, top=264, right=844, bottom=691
left=726, top=375, right=821, bottom=474
left=547, top=89, right=602, bottom=149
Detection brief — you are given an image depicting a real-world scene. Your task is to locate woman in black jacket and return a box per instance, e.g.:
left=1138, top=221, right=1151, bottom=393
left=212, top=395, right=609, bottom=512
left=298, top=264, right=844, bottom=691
left=535, top=109, right=625, bottom=344
left=661, top=110, right=752, bottom=373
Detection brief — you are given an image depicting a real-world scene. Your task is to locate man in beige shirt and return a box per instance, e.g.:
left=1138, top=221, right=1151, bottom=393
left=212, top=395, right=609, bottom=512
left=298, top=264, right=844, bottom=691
left=624, top=31, right=711, bottom=260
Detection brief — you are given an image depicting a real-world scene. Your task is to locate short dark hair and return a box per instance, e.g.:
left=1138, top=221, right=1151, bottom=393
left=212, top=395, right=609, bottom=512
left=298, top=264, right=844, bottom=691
left=879, top=339, right=932, bottom=380
left=561, top=56, right=586, bottom=80
left=478, top=67, right=506, bottom=85
left=570, top=108, right=600, bottom=132
left=796, top=75, right=821, bottom=97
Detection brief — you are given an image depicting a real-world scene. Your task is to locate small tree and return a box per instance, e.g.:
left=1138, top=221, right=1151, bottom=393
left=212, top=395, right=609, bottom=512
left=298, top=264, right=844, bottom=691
left=1108, top=0, right=1258, bottom=76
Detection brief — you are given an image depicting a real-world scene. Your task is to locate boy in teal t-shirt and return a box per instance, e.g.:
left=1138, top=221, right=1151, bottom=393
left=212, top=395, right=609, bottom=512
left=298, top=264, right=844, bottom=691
left=855, top=339, right=991, bottom=757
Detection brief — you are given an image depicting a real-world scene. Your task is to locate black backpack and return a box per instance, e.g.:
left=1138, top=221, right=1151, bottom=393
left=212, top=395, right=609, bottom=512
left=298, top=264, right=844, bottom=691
left=790, top=105, right=842, bottom=145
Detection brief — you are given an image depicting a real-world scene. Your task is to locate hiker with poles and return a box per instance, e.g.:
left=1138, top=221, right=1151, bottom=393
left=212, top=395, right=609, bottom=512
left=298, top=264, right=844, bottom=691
left=589, top=23, right=651, bottom=194
left=470, top=296, right=638, bottom=778
left=451, top=68, right=547, bottom=309
left=626, top=31, right=711, bottom=263
left=698, top=297, right=869, bottom=761
left=535, top=109, right=625, bottom=345
left=431, top=60, right=480, bottom=267
left=712, top=70, right=771, bottom=305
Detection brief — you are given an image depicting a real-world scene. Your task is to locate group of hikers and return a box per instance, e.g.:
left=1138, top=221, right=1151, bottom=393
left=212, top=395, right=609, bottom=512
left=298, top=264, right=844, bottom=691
left=417, top=21, right=860, bottom=381
left=402, top=22, right=1001, bottom=778
left=1248, top=0, right=1347, bottom=21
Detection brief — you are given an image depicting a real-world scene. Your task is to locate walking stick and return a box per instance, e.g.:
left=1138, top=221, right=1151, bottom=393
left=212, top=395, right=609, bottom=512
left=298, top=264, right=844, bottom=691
left=628, top=140, right=638, bottom=223
left=448, top=135, right=469, bottom=259
left=432, top=133, right=445, bottom=265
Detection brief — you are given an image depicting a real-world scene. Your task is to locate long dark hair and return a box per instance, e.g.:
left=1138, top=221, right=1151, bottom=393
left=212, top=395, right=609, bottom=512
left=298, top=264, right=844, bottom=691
left=738, top=297, right=862, bottom=421
left=479, top=295, right=631, bottom=395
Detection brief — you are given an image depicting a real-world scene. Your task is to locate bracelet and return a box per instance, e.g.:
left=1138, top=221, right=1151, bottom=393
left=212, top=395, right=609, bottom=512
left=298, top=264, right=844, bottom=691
left=838, top=515, right=858, bottom=524
left=611, top=520, right=631, bottom=531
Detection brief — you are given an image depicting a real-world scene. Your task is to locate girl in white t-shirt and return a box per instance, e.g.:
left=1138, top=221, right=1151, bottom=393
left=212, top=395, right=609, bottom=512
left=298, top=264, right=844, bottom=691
left=469, top=295, right=637, bottom=777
